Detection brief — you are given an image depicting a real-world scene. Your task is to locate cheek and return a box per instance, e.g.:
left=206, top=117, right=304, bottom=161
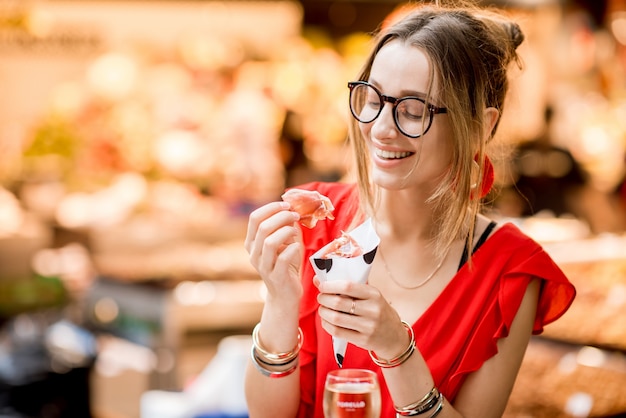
left=428, top=122, right=455, bottom=160
left=419, top=130, right=455, bottom=175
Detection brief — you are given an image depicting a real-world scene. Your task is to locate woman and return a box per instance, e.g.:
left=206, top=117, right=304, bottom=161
left=244, top=3, right=576, bottom=417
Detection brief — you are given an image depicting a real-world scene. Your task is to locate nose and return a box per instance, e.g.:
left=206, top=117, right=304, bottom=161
left=370, top=102, right=398, bottom=139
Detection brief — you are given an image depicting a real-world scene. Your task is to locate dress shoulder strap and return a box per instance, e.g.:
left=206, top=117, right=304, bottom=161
left=457, top=220, right=498, bottom=271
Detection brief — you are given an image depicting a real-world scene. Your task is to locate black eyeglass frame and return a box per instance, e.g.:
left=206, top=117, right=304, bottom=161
left=347, top=81, right=448, bottom=138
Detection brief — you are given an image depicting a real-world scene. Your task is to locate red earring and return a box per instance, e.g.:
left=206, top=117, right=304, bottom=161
left=472, top=155, right=495, bottom=199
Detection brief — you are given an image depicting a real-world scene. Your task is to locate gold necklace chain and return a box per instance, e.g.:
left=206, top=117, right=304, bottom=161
left=378, top=246, right=447, bottom=290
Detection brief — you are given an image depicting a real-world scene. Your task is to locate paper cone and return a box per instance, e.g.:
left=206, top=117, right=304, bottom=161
left=309, top=218, right=380, bottom=367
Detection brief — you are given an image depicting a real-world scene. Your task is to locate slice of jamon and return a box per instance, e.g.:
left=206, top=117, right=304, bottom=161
left=281, top=188, right=335, bottom=229
left=321, top=231, right=363, bottom=259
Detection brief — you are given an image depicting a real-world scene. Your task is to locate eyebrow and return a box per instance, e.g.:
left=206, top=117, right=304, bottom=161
left=368, top=80, right=428, bottom=99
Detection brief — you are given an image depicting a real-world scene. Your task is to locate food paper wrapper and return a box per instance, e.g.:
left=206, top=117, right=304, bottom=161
left=309, top=218, right=380, bottom=367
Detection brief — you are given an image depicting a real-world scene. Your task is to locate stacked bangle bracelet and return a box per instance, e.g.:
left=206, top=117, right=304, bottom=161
left=251, top=347, right=299, bottom=378
left=250, top=323, right=303, bottom=379
left=369, top=320, right=416, bottom=368
left=395, top=387, right=444, bottom=417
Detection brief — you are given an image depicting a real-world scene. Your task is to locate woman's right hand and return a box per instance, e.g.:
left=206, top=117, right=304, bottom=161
left=244, top=201, right=304, bottom=302
left=244, top=201, right=304, bottom=418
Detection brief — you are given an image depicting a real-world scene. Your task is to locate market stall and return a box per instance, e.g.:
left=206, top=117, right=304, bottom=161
left=1, top=0, right=625, bottom=417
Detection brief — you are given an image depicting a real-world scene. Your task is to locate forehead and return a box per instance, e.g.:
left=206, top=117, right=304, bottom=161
left=369, top=39, right=432, bottom=95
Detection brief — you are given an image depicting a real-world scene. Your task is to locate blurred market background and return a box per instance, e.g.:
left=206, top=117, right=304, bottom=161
left=0, top=0, right=625, bottom=417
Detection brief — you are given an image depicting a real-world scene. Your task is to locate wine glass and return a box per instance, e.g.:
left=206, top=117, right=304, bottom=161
left=323, top=368, right=381, bottom=418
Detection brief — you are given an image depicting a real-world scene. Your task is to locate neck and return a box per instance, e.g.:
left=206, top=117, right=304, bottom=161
left=375, top=188, right=435, bottom=241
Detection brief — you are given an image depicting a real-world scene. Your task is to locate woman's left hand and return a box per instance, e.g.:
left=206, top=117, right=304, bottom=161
left=315, top=278, right=409, bottom=358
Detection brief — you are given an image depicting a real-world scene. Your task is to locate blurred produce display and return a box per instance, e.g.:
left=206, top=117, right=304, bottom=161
left=0, top=1, right=625, bottom=417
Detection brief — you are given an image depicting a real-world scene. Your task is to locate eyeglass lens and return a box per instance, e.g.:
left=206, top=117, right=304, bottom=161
left=349, top=83, right=430, bottom=138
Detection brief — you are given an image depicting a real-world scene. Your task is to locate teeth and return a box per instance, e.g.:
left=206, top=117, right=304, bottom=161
left=376, top=149, right=412, bottom=159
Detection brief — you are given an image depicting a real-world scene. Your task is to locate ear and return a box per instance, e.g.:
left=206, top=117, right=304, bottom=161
left=483, top=107, right=500, bottom=138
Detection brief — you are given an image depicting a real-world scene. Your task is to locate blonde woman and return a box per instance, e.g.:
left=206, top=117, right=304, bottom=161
left=244, top=3, right=576, bottom=417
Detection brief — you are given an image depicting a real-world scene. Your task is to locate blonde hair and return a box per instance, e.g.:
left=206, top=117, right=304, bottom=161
left=349, top=2, right=524, bottom=259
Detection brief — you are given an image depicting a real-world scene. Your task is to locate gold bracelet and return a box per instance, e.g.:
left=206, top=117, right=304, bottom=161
left=395, top=387, right=440, bottom=416
left=426, top=393, right=444, bottom=418
left=252, top=323, right=303, bottom=365
left=251, top=346, right=299, bottom=379
left=369, top=320, right=415, bottom=368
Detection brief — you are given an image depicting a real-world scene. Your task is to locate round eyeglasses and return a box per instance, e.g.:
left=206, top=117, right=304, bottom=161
left=348, top=81, right=447, bottom=138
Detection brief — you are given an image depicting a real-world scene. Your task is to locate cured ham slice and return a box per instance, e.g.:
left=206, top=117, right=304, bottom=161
left=321, top=231, right=363, bottom=259
left=281, top=188, right=335, bottom=228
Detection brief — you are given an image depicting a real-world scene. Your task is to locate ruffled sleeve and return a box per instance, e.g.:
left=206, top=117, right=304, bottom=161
left=497, top=225, right=576, bottom=335
left=422, top=223, right=576, bottom=400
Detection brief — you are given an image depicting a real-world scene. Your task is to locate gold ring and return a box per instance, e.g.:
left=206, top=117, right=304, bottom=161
left=349, top=299, right=356, bottom=315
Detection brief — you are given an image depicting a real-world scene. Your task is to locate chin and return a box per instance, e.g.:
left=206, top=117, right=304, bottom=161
left=370, top=171, right=410, bottom=191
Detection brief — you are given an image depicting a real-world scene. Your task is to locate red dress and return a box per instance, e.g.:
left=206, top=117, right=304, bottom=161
left=294, top=182, right=576, bottom=418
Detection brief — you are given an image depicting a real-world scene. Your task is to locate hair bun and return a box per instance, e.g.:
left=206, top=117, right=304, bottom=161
left=475, top=10, right=525, bottom=55
left=507, top=21, right=524, bottom=50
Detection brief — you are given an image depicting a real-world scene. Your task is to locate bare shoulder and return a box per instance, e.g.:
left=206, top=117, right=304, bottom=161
left=475, top=213, right=502, bottom=239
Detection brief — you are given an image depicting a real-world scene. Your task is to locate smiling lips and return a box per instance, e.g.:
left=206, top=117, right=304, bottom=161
left=375, top=148, right=414, bottom=160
